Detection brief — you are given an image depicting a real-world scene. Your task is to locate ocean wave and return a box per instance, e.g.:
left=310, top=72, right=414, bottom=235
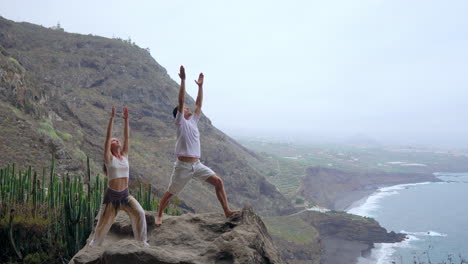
left=401, top=230, right=448, bottom=237
left=348, top=182, right=434, bottom=217
left=380, top=182, right=431, bottom=192
left=347, top=190, right=399, bottom=217
left=357, top=235, right=419, bottom=264
left=360, top=231, right=447, bottom=264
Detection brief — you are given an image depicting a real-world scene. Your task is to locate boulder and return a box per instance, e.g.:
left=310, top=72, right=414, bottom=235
left=70, top=207, right=285, bottom=264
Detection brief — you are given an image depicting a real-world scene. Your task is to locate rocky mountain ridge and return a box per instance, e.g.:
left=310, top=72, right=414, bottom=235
left=0, top=16, right=293, bottom=216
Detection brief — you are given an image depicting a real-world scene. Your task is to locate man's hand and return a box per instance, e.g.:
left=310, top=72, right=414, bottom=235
left=194, top=73, right=204, bottom=115
left=122, top=107, right=128, bottom=120
left=111, top=105, right=115, bottom=119
left=195, top=73, right=204, bottom=87
left=178, top=65, right=186, bottom=80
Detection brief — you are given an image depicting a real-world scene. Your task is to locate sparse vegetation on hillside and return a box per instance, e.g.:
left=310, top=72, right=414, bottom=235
left=264, top=215, right=319, bottom=244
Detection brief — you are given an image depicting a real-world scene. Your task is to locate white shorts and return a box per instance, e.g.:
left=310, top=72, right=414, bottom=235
left=167, top=160, right=215, bottom=195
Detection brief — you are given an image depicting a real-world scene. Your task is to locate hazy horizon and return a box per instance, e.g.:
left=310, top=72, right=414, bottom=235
left=1, top=0, right=467, bottom=148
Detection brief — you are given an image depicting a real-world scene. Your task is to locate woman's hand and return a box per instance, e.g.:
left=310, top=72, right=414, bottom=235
left=111, top=105, right=115, bottom=119
left=123, top=106, right=129, bottom=120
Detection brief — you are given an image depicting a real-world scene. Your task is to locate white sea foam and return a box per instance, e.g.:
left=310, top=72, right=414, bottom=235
left=348, top=190, right=399, bottom=217
left=362, top=230, right=448, bottom=264
left=347, top=182, right=430, bottom=217
left=380, top=182, right=431, bottom=191
left=401, top=230, right=448, bottom=237
left=357, top=235, right=419, bottom=264
left=350, top=180, right=452, bottom=264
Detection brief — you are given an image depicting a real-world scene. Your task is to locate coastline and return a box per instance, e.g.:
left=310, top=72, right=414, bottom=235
left=337, top=184, right=416, bottom=264
left=272, top=177, right=445, bottom=264
left=332, top=180, right=440, bottom=264
left=333, top=189, right=376, bottom=211
left=341, top=175, right=465, bottom=264
left=333, top=177, right=442, bottom=212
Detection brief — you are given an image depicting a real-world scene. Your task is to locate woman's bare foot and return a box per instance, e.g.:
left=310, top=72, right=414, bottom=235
left=225, top=210, right=240, bottom=218
left=155, top=216, right=163, bottom=227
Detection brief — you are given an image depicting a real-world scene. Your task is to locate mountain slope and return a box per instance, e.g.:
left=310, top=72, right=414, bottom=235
left=0, top=16, right=293, bottom=216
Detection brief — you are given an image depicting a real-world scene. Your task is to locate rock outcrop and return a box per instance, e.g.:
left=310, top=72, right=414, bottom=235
left=265, top=210, right=406, bottom=264
left=70, top=207, right=285, bottom=264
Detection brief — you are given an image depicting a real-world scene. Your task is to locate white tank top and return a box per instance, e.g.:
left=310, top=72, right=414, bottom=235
left=105, top=155, right=129, bottom=180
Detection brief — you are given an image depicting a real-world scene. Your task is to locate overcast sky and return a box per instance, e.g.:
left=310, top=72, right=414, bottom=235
left=1, top=0, right=468, bottom=148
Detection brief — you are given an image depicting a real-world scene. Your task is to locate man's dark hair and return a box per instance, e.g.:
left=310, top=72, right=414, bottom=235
left=173, top=106, right=178, bottom=118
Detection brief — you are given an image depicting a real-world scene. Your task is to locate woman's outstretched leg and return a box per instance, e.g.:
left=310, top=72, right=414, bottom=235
left=123, top=195, right=148, bottom=245
left=89, top=203, right=117, bottom=247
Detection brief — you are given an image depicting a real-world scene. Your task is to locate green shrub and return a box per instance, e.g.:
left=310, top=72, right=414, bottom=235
left=23, top=252, right=50, bottom=264
left=57, top=131, right=72, bottom=141
left=8, top=57, right=19, bottom=65
left=38, top=119, right=61, bottom=142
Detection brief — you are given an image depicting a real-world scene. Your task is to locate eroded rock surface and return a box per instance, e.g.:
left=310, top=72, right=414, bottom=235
left=70, top=207, right=285, bottom=264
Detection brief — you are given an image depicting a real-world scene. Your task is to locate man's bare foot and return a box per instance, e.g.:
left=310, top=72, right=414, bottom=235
left=155, top=216, right=163, bottom=227
left=225, top=210, right=240, bottom=218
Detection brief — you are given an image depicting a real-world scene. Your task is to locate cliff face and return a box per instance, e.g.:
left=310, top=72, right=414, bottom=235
left=300, top=167, right=440, bottom=209
left=299, top=210, right=405, bottom=264
left=265, top=210, right=405, bottom=264
left=70, top=207, right=285, bottom=264
left=0, top=16, right=293, bottom=216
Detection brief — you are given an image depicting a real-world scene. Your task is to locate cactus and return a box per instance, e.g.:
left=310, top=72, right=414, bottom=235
left=9, top=164, right=15, bottom=203
left=143, top=184, right=152, bottom=210
left=41, top=167, right=46, bottom=203
left=64, top=174, right=83, bottom=255
left=138, top=183, right=142, bottom=203
left=49, top=155, right=55, bottom=209
left=86, top=157, right=93, bottom=233
left=0, top=156, right=178, bottom=262
left=32, top=170, right=38, bottom=217
left=0, top=168, right=4, bottom=203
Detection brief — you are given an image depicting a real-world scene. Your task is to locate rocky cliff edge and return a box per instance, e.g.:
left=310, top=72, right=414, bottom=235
left=70, top=207, right=284, bottom=264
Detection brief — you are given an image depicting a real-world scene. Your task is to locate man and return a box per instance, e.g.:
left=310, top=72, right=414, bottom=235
left=155, top=65, right=239, bottom=226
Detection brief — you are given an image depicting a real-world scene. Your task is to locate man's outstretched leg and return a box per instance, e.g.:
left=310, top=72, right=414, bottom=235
left=206, top=175, right=240, bottom=217
left=155, top=191, right=173, bottom=226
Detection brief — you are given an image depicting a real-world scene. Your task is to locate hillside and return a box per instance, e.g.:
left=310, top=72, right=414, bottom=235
left=0, top=16, right=294, bottom=216
left=238, top=139, right=466, bottom=204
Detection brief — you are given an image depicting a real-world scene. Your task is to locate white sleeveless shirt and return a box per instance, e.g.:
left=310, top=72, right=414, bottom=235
left=174, top=111, right=201, bottom=158
left=105, top=155, right=129, bottom=180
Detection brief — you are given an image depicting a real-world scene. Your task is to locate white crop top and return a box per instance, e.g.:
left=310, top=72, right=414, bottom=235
left=105, top=155, right=129, bottom=180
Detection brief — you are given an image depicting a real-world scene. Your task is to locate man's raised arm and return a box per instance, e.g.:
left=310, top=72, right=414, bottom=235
left=178, top=65, right=186, bottom=112
left=194, top=73, right=204, bottom=116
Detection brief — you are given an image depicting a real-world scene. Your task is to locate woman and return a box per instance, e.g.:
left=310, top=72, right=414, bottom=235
left=89, top=106, right=148, bottom=247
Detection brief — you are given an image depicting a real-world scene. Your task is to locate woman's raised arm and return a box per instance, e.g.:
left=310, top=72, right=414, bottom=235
left=122, top=106, right=129, bottom=156
left=104, top=105, right=115, bottom=163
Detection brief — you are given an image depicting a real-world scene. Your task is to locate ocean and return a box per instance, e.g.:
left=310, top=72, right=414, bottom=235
left=347, top=173, right=468, bottom=264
